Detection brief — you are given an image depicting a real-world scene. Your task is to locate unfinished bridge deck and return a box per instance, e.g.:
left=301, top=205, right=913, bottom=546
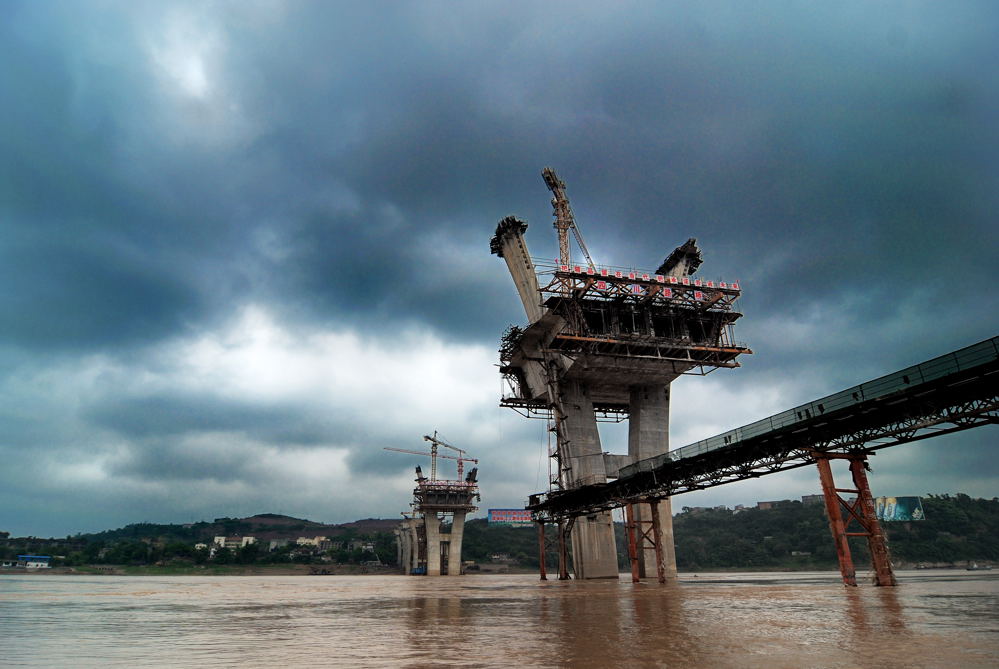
left=528, top=336, right=999, bottom=520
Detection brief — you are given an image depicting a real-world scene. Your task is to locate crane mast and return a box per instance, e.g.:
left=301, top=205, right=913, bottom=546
left=423, top=432, right=473, bottom=479
left=384, top=432, right=478, bottom=481
left=542, top=167, right=595, bottom=269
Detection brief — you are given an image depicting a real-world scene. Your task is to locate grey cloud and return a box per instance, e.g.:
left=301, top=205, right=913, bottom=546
left=84, top=393, right=334, bottom=446
left=8, top=1, right=996, bottom=352
left=0, top=235, right=199, bottom=350
left=106, top=438, right=255, bottom=484
left=2, top=1, right=997, bottom=535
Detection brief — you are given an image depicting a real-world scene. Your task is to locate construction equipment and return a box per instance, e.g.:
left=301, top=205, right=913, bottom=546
left=542, top=167, right=596, bottom=269
left=384, top=432, right=478, bottom=481
left=391, top=434, right=482, bottom=577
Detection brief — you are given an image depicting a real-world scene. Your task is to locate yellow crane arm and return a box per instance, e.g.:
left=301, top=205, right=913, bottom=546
left=542, top=167, right=595, bottom=269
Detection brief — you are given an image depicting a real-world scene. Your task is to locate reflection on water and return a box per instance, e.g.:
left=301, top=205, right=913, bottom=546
left=2, top=570, right=997, bottom=668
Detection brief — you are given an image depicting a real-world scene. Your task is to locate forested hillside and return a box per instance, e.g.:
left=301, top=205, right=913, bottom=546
left=3, top=494, right=996, bottom=570
left=671, top=493, right=998, bottom=570
left=463, top=494, right=999, bottom=570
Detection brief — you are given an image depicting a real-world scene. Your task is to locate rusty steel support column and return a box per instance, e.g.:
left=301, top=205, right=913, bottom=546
left=626, top=498, right=667, bottom=584
left=557, top=520, right=571, bottom=580
left=649, top=499, right=667, bottom=584
left=537, top=522, right=548, bottom=581
left=816, top=455, right=857, bottom=586
left=849, top=458, right=897, bottom=586
left=624, top=504, right=640, bottom=583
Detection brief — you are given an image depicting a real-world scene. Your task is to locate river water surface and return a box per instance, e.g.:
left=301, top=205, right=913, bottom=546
left=3, top=570, right=997, bottom=668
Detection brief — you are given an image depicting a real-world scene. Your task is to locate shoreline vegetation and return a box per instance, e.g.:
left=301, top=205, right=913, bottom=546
left=3, top=563, right=990, bottom=577
left=3, top=494, right=996, bottom=575
left=5, top=564, right=403, bottom=576
left=3, top=563, right=543, bottom=576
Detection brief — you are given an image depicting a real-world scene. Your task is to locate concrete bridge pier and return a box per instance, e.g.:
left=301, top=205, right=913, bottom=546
left=561, top=381, right=620, bottom=579
left=447, top=512, right=467, bottom=576
left=396, top=518, right=421, bottom=575
left=569, top=513, right=619, bottom=579
left=424, top=513, right=442, bottom=575
left=395, top=527, right=408, bottom=574
left=628, top=385, right=678, bottom=579
left=409, top=521, right=421, bottom=573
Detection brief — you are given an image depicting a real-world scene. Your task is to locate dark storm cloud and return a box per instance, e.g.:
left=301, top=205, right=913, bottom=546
left=2, top=1, right=997, bottom=535
left=84, top=393, right=333, bottom=445
left=0, top=233, right=198, bottom=349
left=106, top=436, right=256, bottom=483
left=0, top=5, right=255, bottom=351
left=6, top=2, right=995, bottom=353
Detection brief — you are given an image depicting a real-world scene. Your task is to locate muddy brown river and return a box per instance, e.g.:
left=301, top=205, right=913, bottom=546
left=3, top=570, right=997, bottom=667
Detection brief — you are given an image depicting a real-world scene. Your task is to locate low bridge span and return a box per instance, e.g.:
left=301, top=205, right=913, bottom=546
left=528, top=336, right=998, bottom=586
left=529, top=336, right=999, bottom=520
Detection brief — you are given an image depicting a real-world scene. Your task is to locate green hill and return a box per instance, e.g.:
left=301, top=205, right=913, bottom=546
left=461, top=494, right=999, bottom=571
left=670, top=493, right=999, bottom=570
left=3, top=495, right=996, bottom=571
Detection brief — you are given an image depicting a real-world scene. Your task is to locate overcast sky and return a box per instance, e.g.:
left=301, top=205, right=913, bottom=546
left=2, top=2, right=997, bottom=537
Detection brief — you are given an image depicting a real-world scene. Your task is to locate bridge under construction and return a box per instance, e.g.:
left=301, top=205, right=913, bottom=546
left=492, top=167, right=997, bottom=586
left=529, top=335, right=998, bottom=586
left=391, top=433, right=480, bottom=576
left=491, top=168, right=750, bottom=579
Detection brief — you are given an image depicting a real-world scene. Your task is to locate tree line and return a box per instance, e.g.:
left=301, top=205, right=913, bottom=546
left=4, top=494, right=996, bottom=570
left=463, top=493, right=999, bottom=570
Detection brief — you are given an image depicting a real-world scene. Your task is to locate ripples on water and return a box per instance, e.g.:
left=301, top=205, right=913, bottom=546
left=2, top=570, right=997, bottom=668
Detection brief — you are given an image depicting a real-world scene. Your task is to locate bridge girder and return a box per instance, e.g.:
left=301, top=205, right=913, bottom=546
left=529, top=349, right=999, bottom=522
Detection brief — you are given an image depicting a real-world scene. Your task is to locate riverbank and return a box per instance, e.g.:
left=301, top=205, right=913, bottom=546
left=5, top=562, right=988, bottom=577
left=2, top=564, right=401, bottom=576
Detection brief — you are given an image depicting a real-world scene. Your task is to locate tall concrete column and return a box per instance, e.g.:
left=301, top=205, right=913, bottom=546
left=424, top=513, right=442, bottom=576
left=561, top=381, right=619, bottom=579
left=629, top=385, right=678, bottom=579
left=570, top=513, right=619, bottom=579
left=654, top=497, right=677, bottom=579
left=399, top=519, right=420, bottom=575
left=396, top=528, right=409, bottom=574
left=447, top=512, right=467, bottom=575
left=407, top=521, right=420, bottom=573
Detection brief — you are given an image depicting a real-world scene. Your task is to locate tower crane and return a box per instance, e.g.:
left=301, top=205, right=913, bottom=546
left=384, top=432, right=478, bottom=481
left=542, top=167, right=596, bottom=270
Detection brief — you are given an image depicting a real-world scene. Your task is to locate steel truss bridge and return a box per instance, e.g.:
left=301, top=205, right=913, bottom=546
left=528, top=336, right=999, bottom=521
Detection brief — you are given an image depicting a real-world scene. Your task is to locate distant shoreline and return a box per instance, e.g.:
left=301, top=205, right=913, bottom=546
left=4, top=563, right=988, bottom=577
left=1, top=564, right=400, bottom=577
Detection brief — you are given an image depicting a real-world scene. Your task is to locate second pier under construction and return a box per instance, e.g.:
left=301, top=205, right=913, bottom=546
left=392, top=434, right=480, bottom=576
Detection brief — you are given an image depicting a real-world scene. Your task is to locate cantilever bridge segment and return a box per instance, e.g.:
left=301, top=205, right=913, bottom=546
left=528, top=336, right=999, bottom=586
left=491, top=169, right=751, bottom=579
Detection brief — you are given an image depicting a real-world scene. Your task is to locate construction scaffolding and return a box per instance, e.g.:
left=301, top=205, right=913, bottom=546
left=390, top=434, right=480, bottom=576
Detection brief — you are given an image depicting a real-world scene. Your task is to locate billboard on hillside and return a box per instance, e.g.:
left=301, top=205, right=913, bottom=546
left=875, top=496, right=925, bottom=521
left=487, top=509, right=532, bottom=526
